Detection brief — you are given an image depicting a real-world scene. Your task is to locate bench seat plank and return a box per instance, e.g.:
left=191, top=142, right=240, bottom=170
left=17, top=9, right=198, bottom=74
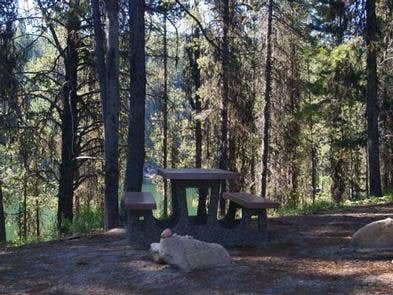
left=125, top=192, right=156, bottom=210
left=223, top=192, right=279, bottom=209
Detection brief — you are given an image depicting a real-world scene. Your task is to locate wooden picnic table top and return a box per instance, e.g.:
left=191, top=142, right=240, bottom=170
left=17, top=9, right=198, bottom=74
left=157, top=168, right=239, bottom=181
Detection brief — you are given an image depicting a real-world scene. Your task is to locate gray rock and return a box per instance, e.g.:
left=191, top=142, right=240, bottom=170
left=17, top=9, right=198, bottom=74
left=352, top=218, right=393, bottom=249
left=155, top=234, right=231, bottom=272
left=150, top=242, right=161, bottom=263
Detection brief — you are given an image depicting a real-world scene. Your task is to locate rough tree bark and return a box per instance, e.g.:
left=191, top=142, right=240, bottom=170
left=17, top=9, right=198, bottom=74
left=92, top=0, right=120, bottom=229
left=191, top=3, right=202, bottom=168
left=216, top=0, right=231, bottom=214
left=365, top=0, right=382, bottom=197
left=58, top=7, right=80, bottom=228
left=124, top=0, right=146, bottom=194
left=311, top=145, right=318, bottom=203
left=288, top=22, right=300, bottom=206
left=260, top=0, right=273, bottom=199
left=22, top=155, right=27, bottom=240
left=162, top=10, right=169, bottom=217
left=0, top=180, right=5, bottom=243
left=219, top=0, right=230, bottom=172
left=186, top=21, right=207, bottom=218
left=192, top=34, right=202, bottom=169
left=35, top=200, right=40, bottom=238
left=186, top=28, right=203, bottom=168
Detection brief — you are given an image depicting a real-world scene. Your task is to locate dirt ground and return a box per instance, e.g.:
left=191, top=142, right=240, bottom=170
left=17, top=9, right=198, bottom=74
left=1, top=204, right=393, bottom=295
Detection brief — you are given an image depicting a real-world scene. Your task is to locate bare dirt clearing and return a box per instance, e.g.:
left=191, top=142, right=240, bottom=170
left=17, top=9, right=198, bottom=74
left=1, top=204, right=393, bottom=294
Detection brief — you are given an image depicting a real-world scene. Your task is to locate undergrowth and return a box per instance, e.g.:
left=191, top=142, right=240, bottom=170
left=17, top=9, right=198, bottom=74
left=273, top=190, right=393, bottom=217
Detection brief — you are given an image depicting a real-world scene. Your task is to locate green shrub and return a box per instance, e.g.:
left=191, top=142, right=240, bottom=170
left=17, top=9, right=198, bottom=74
left=273, top=191, right=393, bottom=217
left=69, top=207, right=104, bottom=235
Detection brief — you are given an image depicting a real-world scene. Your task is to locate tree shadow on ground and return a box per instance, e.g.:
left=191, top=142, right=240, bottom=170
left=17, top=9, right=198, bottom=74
left=0, top=204, right=392, bottom=294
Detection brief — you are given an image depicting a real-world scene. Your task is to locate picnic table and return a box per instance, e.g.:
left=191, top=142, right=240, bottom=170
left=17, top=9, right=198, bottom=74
left=125, top=168, right=279, bottom=249
left=157, top=168, right=239, bottom=226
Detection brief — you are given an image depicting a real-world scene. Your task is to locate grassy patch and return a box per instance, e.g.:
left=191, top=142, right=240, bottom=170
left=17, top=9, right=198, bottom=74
left=273, top=191, right=393, bottom=217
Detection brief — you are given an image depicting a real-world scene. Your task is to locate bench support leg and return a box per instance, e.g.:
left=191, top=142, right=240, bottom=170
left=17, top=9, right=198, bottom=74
left=196, top=188, right=208, bottom=223
left=241, top=208, right=252, bottom=228
left=127, top=210, right=156, bottom=249
left=257, top=209, right=268, bottom=239
left=207, top=183, right=220, bottom=225
left=219, top=201, right=239, bottom=228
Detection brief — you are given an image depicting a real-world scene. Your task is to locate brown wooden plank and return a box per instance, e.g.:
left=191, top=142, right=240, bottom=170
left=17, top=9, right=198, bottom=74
left=124, top=192, right=156, bottom=210
left=157, top=168, right=239, bottom=180
left=223, top=192, right=279, bottom=209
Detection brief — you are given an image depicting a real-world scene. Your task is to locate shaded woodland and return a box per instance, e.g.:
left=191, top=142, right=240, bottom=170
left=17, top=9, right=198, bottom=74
left=0, top=0, right=392, bottom=244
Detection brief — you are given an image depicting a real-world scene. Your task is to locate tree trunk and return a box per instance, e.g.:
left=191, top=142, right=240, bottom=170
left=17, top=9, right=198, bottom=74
left=250, top=153, right=256, bottom=194
left=380, top=74, right=393, bottom=190
left=288, top=30, right=300, bottom=206
left=186, top=23, right=207, bottom=218
left=124, top=0, right=146, bottom=194
left=21, top=149, right=28, bottom=240
left=35, top=199, right=40, bottom=239
left=0, top=181, right=6, bottom=243
left=311, top=145, right=318, bottom=203
left=260, top=0, right=273, bottom=199
left=162, top=11, right=169, bottom=217
left=365, top=146, right=369, bottom=195
left=92, top=0, right=120, bottom=229
left=171, top=128, right=180, bottom=168
left=219, top=0, right=230, bottom=172
left=188, top=27, right=203, bottom=167
left=23, top=170, right=27, bottom=240
left=58, top=12, right=79, bottom=230
left=365, top=0, right=382, bottom=197
left=18, top=210, right=22, bottom=244
left=104, top=0, right=120, bottom=228
left=195, top=117, right=202, bottom=168
left=217, top=0, right=231, bottom=214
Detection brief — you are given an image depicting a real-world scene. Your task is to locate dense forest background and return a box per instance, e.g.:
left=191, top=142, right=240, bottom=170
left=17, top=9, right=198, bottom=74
left=0, top=0, right=392, bottom=245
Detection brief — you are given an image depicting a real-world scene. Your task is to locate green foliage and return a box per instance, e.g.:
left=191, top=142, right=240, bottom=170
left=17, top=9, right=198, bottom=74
left=1, top=0, right=392, bottom=248
left=61, top=207, right=104, bottom=236
left=274, top=192, right=393, bottom=217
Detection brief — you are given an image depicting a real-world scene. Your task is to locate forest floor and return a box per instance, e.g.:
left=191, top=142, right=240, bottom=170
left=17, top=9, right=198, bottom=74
left=1, top=203, right=393, bottom=295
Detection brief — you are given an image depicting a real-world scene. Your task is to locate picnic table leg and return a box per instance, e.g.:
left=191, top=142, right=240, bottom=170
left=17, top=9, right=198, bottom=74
left=127, top=209, right=155, bottom=249
left=257, top=209, right=268, bottom=237
left=241, top=208, right=252, bottom=229
left=171, top=180, right=188, bottom=224
left=220, top=201, right=238, bottom=227
left=196, top=187, right=208, bottom=222
left=207, top=181, right=220, bottom=225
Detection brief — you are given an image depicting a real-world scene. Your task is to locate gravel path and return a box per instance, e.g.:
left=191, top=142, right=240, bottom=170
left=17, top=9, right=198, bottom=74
left=1, top=204, right=392, bottom=294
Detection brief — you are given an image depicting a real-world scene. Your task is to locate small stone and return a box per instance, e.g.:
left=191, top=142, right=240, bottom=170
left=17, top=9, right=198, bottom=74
left=105, top=228, right=125, bottom=235
left=160, top=228, right=173, bottom=239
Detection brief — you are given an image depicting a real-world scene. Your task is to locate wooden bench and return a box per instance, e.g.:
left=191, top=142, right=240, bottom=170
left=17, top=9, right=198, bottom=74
left=223, top=192, right=279, bottom=209
left=223, top=192, right=279, bottom=233
left=124, top=192, right=157, bottom=249
left=125, top=192, right=157, bottom=210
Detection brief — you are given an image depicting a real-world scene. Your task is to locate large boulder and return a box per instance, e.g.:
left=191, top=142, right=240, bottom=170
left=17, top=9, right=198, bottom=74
left=150, top=234, right=231, bottom=272
left=352, top=218, right=393, bottom=249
